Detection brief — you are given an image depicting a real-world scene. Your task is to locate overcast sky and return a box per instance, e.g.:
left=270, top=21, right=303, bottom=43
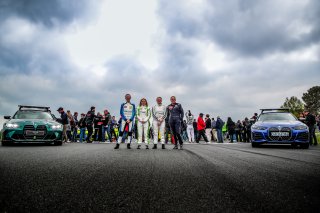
left=0, top=0, right=319, bottom=122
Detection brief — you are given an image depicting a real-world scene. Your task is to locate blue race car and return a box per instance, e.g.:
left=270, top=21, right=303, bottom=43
left=251, top=109, right=309, bottom=148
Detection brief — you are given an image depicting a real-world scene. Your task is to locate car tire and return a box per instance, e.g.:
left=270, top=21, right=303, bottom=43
left=300, top=143, right=309, bottom=149
left=251, top=142, right=259, bottom=148
left=1, top=141, right=10, bottom=146
left=54, top=140, right=63, bottom=146
left=291, top=143, right=297, bottom=148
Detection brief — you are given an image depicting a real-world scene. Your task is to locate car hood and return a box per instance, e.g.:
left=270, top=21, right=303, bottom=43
left=6, top=119, right=60, bottom=126
left=256, top=120, right=305, bottom=127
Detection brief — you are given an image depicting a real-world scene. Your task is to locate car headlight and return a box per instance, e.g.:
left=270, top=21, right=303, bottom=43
left=251, top=125, right=267, bottom=130
left=293, top=125, right=308, bottom=130
left=6, top=123, right=19, bottom=128
left=51, top=124, right=62, bottom=130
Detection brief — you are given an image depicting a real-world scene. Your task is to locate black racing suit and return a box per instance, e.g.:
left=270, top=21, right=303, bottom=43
left=166, top=103, right=184, bottom=146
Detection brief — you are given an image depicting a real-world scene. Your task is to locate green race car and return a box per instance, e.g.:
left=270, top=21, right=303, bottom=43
left=1, top=105, right=63, bottom=146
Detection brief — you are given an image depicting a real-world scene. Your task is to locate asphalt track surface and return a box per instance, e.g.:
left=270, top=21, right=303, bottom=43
left=0, top=142, right=319, bottom=213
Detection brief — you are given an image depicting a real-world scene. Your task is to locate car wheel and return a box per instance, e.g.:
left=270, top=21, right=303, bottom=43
left=252, top=142, right=259, bottom=148
left=291, top=143, right=297, bottom=148
left=300, top=143, right=309, bottom=149
left=54, top=140, right=63, bottom=146
left=1, top=141, right=10, bottom=146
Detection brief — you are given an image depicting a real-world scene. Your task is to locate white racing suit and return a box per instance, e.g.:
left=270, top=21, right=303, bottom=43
left=185, top=113, right=195, bottom=142
left=136, top=106, right=151, bottom=146
left=152, top=104, right=167, bottom=145
left=117, top=102, right=136, bottom=144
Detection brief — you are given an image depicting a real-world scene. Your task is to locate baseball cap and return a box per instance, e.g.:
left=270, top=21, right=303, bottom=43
left=57, top=107, right=63, bottom=111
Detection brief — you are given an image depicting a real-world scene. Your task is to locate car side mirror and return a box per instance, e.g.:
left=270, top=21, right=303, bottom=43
left=4, top=116, right=11, bottom=119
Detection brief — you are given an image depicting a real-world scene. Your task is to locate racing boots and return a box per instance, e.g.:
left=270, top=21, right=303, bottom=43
left=127, top=144, right=131, bottom=149
left=146, top=145, right=149, bottom=149
left=162, top=144, right=166, bottom=149
left=137, top=145, right=141, bottom=149
left=152, top=144, right=157, bottom=149
left=114, top=144, right=120, bottom=149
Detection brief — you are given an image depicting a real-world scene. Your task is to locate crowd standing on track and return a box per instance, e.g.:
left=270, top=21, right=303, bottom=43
left=55, top=95, right=320, bottom=148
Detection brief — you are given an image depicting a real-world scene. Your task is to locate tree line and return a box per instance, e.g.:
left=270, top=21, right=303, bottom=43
left=281, top=86, right=320, bottom=117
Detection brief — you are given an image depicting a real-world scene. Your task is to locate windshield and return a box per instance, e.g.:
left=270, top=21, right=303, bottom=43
left=258, top=113, right=297, bottom=122
left=13, top=111, right=53, bottom=120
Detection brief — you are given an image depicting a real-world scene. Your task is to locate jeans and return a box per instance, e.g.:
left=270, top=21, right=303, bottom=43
left=217, top=128, right=223, bottom=143
left=230, top=134, right=236, bottom=142
left=182, top=130, right=188, bottom=141
left=235, top=130, right=242, bottom=142
left=309, top=125, right=318, bottom=145
left=102, top=125, right=112, bottom=142
left=79, top=127, right=86, bottom=142
left=72, top=127, right=78, bottom=142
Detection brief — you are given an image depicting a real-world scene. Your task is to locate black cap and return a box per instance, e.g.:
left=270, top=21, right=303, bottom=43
left=91, top=106, right=95, bottom=110
left=57, top=107, right=63, bottom=111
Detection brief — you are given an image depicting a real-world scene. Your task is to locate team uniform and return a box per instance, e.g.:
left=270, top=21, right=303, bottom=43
left=152, top=104, right=167, bottom=146
left=136, top=106, right=151, bottom=148
left=166, top=103, right=184, bottom=149
left=117, top=102, right=136, bottom=145
left=185, top=113, right=195, bottom=142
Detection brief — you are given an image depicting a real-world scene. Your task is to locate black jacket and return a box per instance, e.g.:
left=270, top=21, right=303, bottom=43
left=78, top=118, right=86, bottom=128
left=59, top=112, right=68, bottom=125
left=205, top=118, right=211, bottom=128
left=306, top=113, right=316, bottom=127
left=102, top=113, right=111, bottom=126
left=193, top=121, right=198, bottom=130
left=85, top=110, right=95, bottom=125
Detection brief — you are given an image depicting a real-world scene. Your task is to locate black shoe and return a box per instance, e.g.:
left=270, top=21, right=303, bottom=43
left=137, top=145, right=141, bottom=149
left=173, top=145, right=178, bottom=149
left=114, top=144, right=120, bottom=149
left=146, top=145, right=149, bottom=149
left=152, top=144, right=157, bottom=149
left=162, top=144, right=165, bottom=149
left=127, top=144, right=131, bottom=149
left=180, top=145, right=183, bottom=150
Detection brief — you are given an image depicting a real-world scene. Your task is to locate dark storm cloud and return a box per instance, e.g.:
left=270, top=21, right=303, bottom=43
left=158, top=0, right=320, bottom=56
left=0, top=0, right=99, bottom=28
left=0, top=0, right=101, bottom=116
left=158, top=37, right=211, bottom=86
left=155, top=0, right=320, bottom=120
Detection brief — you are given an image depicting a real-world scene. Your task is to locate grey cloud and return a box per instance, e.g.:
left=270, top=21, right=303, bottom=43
left=0, top=0, right=99, bottom=28
left=158, top=0, right=320, bottom=57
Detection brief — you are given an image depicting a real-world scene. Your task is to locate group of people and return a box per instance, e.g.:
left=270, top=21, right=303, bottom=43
left=57, top=94, right=185, bottom=150
left=183, top=113, right=258, bottom=144
left=56, top=94, right=320, bottom=149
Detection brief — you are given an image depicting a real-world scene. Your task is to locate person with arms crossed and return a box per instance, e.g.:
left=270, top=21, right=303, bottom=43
left=152, top=97, right=167, bottom=149
left=136, top=98, right=151, bottom=149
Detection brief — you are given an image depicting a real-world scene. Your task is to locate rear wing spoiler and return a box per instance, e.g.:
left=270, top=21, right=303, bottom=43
left=260, top=108, right=290, bottom=114
left=18, top=105, right=50, bottom=111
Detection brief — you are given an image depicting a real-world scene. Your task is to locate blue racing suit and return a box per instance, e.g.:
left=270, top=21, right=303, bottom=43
left=117, top=102, right=136, bottom=144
